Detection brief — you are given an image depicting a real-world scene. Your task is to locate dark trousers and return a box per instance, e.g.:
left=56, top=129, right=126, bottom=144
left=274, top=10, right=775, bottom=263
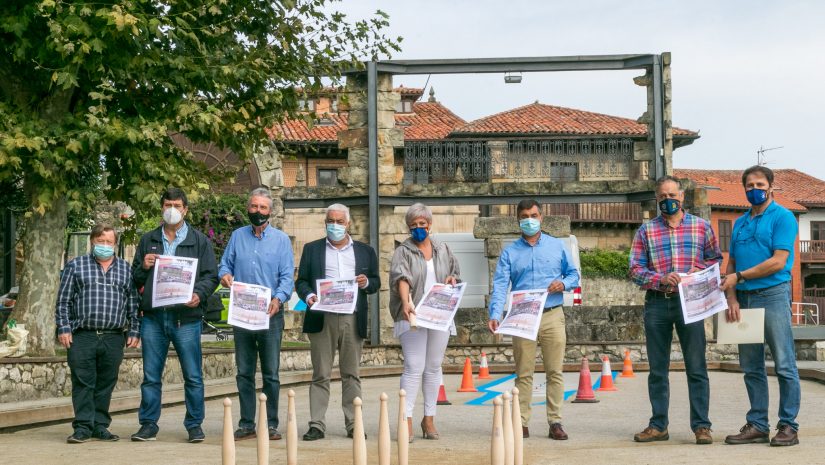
left=234, top=315, right=284, bottom=430
left=67, top=330, right=125, bottom=433
left=643, top=292, right=711, bottom=432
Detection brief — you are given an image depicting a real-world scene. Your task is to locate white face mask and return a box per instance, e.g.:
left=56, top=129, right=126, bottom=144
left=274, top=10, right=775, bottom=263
left=163, top=207, right=183, bottom=225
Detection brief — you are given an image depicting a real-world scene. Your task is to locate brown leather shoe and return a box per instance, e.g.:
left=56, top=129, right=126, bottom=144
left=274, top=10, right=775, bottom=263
left=724, top=423, right=769, bottom=445
left=770, top=425, right=799, bottom=447
left=633, top=426, right=669, bottom=442
left=522, top=426, right=529, bottom=438
left=548, top=423, right=568, bottom=440
left=694, top=427, right=712, bottom=445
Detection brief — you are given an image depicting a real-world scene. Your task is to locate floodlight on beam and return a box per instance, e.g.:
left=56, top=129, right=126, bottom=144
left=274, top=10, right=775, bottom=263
left=504, top=72, right=522, bottom=84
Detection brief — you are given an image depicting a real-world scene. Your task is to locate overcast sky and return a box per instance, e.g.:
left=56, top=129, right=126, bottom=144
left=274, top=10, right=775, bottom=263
left=338, top=0, right=825, bottom=181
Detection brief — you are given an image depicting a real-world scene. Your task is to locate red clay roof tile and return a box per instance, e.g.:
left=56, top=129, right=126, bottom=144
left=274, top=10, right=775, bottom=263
left=451, top=102, right=697, bottom=138
left=675, top=168, right=825, bottom=208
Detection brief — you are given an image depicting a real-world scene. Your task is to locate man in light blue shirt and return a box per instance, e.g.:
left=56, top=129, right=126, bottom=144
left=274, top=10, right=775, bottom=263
left=219, top=187, right=294, bottom=441
left=488, top=199, right=579, bottom=440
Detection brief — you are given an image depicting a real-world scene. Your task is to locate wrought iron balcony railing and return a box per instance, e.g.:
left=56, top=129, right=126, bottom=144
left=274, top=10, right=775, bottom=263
left=402, top=138, right=635, bottom=185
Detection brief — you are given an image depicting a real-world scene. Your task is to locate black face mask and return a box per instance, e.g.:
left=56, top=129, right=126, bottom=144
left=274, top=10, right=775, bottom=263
left=248, top=211, right=270, bottom=227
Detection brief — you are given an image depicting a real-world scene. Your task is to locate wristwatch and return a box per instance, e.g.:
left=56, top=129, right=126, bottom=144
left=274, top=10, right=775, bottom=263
left=736, top=271, right=745, bottom=284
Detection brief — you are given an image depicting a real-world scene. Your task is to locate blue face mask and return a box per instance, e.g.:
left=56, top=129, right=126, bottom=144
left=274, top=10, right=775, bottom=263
left=746, top=188, right=768, bottom=206
left=658, top=198, right=681, bottom=216
left=326, top=223, right=347, bottom=242
left=519, top=218, right=541, bottom=236
left=93, top=244, right=115, bottom=260
left=410, top=227, right=428, bottom=243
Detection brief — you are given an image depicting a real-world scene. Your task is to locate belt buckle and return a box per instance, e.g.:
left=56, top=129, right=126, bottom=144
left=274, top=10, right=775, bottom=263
left=95, top=329, right=104, bottom=335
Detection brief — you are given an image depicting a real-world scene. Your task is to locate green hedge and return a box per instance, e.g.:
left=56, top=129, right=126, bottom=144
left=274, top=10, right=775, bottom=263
left=579, top=248, right=630, bottom=280
left=187, top=193, right=248, bottom=262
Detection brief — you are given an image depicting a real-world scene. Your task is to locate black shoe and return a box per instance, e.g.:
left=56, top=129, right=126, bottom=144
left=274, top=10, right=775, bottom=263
left=187, top=426, right=205, bottom=443
left=131, top=424, right=159, bottom=442
left=92, top=428, right=120, bottom=442
left=347, top=430, right=367, bottom=439
left=67, top=429, right=92, bottom=444
left=234, top=427, right=256, bottom=441
left=303, top=427, right=325, bottom=441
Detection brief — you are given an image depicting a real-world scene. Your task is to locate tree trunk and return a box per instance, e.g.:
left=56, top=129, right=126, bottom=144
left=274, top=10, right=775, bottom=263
left=10, top=195, right=68, bottom=356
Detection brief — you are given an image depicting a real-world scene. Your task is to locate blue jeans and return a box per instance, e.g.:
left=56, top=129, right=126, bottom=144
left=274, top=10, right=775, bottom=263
left=138, top=312, right=204, bottom=430
left=643, top=292, right=711, bottom=431
left=736, top=281, right=800, bottom=432
left=234, top=315, right=284, bottom=430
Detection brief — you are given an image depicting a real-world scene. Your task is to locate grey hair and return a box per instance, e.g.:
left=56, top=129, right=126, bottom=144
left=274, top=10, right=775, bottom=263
left=326, top=203, right=350, bottom=222
left=248, top=187, right=273, bottom=207
left=405, top=203, right=432, bottom=226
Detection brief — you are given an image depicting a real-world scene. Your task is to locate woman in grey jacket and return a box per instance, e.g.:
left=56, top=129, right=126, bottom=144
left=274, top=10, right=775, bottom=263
left=389, top=203, right=460, bottom=443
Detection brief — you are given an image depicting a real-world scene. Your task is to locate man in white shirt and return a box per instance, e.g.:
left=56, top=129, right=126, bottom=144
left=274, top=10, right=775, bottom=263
left=295, top=204, right=380, bottom=440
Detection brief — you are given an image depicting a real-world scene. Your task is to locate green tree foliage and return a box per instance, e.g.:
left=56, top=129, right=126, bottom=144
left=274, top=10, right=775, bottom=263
left=0, top=0, right=400, bottom=354
left=186, top=193, right=247, bottom=262
left=580, top=248, right=631, bottom=280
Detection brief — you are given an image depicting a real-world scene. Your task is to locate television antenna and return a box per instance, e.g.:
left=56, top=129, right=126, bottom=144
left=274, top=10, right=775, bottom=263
left=757, top=145, right=783, bottom=165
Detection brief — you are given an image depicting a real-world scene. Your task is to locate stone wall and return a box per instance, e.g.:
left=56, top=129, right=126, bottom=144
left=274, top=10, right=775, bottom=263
left=581, top=277, right=645, bottom=307
left=3, top=337, right=822, bottom=403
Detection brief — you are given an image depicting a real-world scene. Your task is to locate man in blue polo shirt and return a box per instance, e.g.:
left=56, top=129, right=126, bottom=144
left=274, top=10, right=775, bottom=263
left=487, top=199, right=580, bottom=440
left=720, top=165, right=801, bottom=447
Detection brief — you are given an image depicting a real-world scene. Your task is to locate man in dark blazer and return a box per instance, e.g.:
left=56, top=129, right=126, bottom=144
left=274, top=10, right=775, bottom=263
left=296, top=204, right=380, bottom=441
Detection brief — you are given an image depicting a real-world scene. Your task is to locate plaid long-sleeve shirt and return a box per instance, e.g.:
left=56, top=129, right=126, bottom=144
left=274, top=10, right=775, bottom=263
left=55, top=254, right=141, bottom=339
left=629, top=212, right=722, bottom=291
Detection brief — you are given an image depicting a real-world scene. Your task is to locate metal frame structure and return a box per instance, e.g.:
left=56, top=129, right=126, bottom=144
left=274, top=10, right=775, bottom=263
left=288, top=54, right=668, bottom=345
left=363, top=54, right=668, bottom=345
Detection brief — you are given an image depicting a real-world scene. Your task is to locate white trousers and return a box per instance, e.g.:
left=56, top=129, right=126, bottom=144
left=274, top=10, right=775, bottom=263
left=399, top=327, right=450, bottom=418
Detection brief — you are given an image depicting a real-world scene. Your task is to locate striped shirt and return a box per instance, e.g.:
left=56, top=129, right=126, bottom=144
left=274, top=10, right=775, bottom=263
left=629, top=212, right=722, bottom=291
left=55, top=254, right=141, bottom=339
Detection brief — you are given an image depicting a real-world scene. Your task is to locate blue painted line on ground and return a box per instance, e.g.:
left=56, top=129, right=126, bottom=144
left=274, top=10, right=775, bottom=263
left=469, top=372, right=619, bottom=406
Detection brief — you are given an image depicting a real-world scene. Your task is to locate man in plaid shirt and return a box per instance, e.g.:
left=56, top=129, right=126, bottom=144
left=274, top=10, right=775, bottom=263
left=629, top=175, right=722, bottom=445
left=55, top=223, right=140, bottom=444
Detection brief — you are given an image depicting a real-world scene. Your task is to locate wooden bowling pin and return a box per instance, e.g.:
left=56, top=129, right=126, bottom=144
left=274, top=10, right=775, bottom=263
left=511, top=388, right=523, bottom=465
left=502, top=392, right=514, bottom=465
left=222, top=398, right=236, bottom=465
left=257, top=393, right=269, bottom=465
left=378, top=393, right=390, bottom=465
left=397, top=389, right=409, bottom=465
left=287, top=389, right=297, bottom=465
left=352, top=397, right=367, bottom=465
left=491, top=396, right=504, bottom=465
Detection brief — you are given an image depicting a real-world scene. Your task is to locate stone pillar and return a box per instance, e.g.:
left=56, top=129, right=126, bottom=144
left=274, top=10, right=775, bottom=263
left=337, top=72, right=405, bottom=341
left=473, top=216, right=572, bottom=308
left=661, top=52, right=674, bottom=175
left=253, top=143, right=286, bottom=229
left=633, top=52, right=674, bottom=179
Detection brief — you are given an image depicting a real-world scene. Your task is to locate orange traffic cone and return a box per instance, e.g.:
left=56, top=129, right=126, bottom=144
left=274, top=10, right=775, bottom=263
left=457, top=357, right=478, bottom=392
left=571, top=357, right=599, bottom=403
left=598, top=355, right=618, bottom=391
left=436, top=384, right=452, bottom=405
left=621, top=349, right=636, bottom=378
left=478, top=352, right=491, bottom=379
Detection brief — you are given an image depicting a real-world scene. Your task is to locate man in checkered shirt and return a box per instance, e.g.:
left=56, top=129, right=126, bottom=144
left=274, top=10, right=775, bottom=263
left=55, top=223, right=140, bottom=444
left=629, top=175, right=722, bottom=445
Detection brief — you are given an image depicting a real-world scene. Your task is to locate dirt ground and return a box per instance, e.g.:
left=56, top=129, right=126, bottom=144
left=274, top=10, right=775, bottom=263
left=3, top=371, right=825, bottom=465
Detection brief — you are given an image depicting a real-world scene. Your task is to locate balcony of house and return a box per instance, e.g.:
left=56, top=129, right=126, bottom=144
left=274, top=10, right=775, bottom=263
left=800, top=240, right=825, bottom=263
left=401, top=138, right=637, bottom=185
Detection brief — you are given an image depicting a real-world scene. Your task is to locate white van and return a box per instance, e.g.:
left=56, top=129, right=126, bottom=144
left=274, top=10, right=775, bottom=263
left=434, top=232, right=582, bottom=308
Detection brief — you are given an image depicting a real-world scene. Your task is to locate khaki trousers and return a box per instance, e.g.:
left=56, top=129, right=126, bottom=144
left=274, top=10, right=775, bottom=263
left=512, top=306, right=566, bottom=425
left=308, top=313, right=363, bottom=432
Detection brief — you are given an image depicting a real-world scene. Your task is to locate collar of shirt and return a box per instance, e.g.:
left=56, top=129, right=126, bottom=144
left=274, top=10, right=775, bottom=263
left=517, top=233, right=546, bottom=248
left=162, top=221, right=189, bottom=255
left=249, top=223, right=271, bottom=239
left=326, top=236, right=353, bottom=251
